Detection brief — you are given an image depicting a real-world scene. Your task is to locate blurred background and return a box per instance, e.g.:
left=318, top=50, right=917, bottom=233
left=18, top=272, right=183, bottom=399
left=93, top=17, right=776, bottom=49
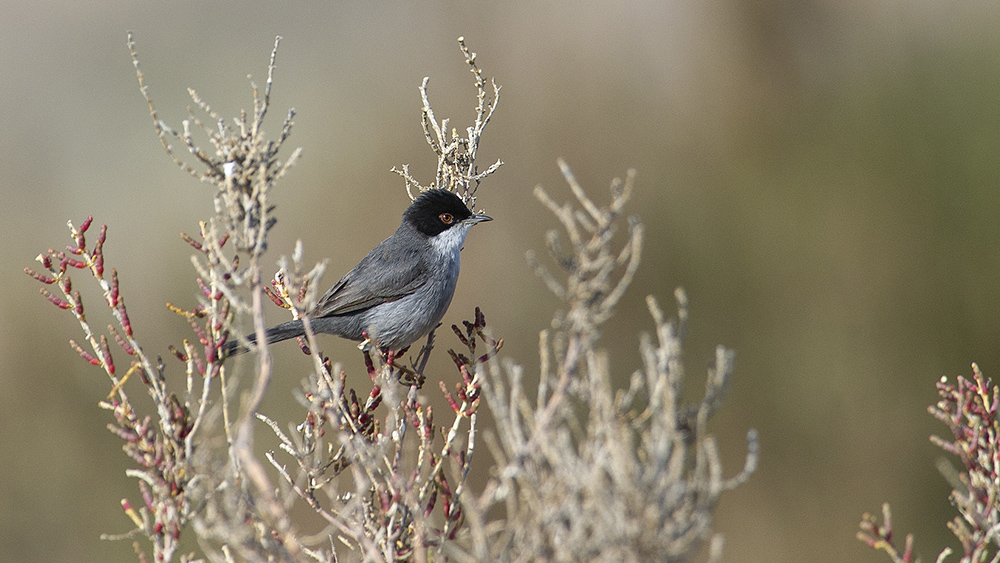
left=2, top=0, right=999, bottom=561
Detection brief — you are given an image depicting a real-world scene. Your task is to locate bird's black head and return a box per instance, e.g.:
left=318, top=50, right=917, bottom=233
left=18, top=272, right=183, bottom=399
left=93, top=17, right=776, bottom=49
left=403, top=189, right=480, bottom=237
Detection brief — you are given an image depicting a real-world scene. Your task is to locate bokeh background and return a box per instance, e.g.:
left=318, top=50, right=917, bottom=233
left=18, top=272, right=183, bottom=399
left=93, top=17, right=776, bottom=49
left=2, top=1, right=999, bottom=561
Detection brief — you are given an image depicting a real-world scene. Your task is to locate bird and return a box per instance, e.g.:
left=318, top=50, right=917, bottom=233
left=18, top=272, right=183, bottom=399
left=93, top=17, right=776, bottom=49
left=222, top=189, right=491, bottom=358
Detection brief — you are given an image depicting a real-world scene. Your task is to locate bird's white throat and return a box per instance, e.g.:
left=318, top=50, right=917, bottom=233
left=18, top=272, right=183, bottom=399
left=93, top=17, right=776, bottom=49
left=430, top=224, right=471, bottom=260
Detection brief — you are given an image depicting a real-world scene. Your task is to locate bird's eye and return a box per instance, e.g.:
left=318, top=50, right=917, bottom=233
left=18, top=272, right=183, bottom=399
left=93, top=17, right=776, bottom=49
left=439, top=212, right=454, bottom=224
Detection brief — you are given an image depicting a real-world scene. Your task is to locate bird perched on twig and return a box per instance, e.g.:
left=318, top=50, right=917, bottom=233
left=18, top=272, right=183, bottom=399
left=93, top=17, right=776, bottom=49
left=223, top=189, right=492, bottom=358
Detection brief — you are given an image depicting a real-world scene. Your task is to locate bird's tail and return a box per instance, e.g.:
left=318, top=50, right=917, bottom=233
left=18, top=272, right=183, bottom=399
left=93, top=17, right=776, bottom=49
left=221, top=319, right=306, bottom=358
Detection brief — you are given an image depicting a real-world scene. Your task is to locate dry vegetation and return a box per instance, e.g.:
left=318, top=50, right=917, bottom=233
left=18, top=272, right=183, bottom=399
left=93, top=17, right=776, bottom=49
left=24, top=33, right=756, bottom=562
left=860, top=365, right=1000, bottom=563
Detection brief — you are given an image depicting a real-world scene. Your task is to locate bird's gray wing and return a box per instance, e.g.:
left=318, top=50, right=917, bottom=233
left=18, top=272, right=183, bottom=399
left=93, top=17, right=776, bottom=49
left=312, top=238, right=428, bottom=317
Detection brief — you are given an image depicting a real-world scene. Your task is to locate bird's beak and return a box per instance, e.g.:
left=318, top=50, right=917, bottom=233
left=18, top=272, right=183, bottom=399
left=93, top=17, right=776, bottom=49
left=466, top=213, right=493, bottom=225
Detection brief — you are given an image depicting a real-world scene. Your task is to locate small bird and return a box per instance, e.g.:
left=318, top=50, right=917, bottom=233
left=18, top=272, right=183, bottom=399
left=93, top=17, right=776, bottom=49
left=223, top=189, right=491, bottom=357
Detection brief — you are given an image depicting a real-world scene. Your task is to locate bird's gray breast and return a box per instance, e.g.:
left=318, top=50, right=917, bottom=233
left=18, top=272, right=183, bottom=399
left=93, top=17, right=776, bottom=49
left=359, top=228, right=466, bottom=349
